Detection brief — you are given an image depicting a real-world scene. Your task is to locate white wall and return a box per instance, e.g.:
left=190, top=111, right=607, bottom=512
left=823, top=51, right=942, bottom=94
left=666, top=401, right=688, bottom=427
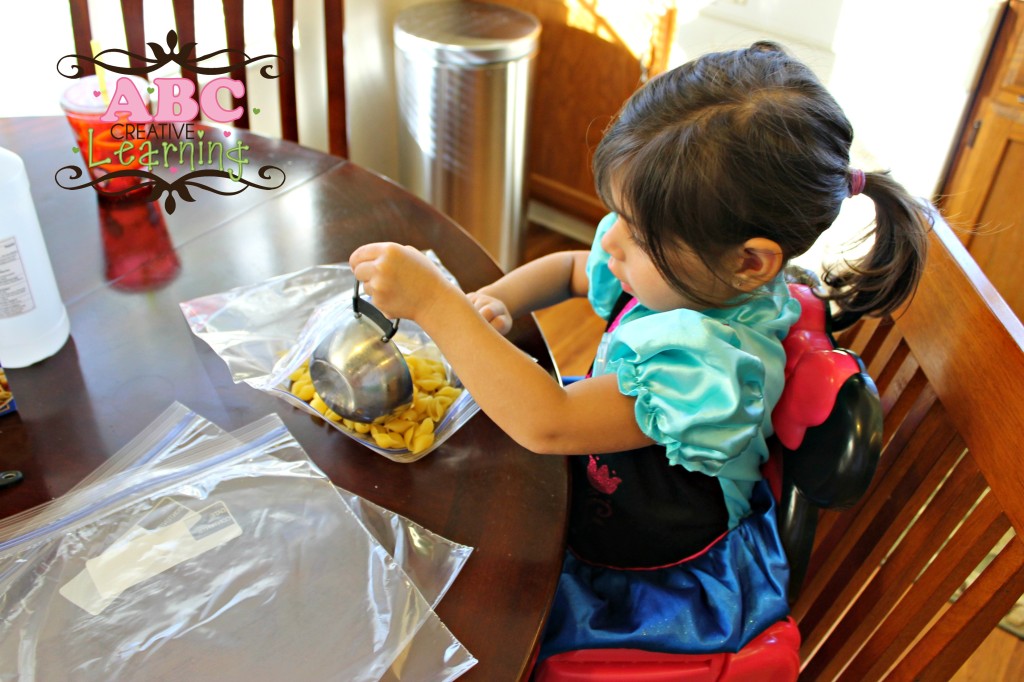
left=828, top=0, right=1003, bottom=195
left=676, top=0, right=1004, bottom=198
left=700, top=0, right=843, bottom=50
left=344, top=0, right=454, bottom=179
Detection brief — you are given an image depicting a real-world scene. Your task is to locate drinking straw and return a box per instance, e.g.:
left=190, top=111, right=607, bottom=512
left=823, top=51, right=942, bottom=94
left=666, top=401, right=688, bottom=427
left=90, top=40, right=110, bottom=105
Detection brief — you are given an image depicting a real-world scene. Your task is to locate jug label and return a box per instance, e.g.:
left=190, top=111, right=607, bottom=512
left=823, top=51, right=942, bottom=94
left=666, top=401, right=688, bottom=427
left=0, top=236, right=35, bottom=319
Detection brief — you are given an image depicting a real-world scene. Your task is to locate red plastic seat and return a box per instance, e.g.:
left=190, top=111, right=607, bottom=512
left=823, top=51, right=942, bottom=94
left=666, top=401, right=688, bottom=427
left=534, top=274, right=882, bottom=682
left=535, top=618, right=800, bottom=682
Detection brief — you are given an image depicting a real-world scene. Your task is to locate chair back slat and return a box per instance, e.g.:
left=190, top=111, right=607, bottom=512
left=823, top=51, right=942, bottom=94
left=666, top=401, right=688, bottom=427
left=803, top=443, right=982, bottom=680
left=271, top=0, right=299, bottom=143
left=794, top=211, right=1024, bottom=679
left=171, top=0, right=199, bottom=92
left=844, top=496, right=1010, bottom=681
left=876, top=349, right=917, bottom=419
left=891, top=537, right=1024, bottom=681
left=68, top=0, right=95, bottom=77
left=837, top=316, right=884, bottom=366
left=222, top=0, right=250, bottom=130
left=865, top=328, right=906, bottom=392
left=120, top=0, right=147, bottom=72
left=323, top=0, right=348, bottom=157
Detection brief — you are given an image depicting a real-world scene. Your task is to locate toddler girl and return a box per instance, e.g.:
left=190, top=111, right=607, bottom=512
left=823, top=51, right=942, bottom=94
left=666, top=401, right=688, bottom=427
left=350, top=41, right=929, bottom=658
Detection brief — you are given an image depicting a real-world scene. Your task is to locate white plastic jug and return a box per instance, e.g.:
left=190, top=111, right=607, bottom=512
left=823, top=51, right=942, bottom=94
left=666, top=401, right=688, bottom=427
left=0, top=147, right=70, bottom=368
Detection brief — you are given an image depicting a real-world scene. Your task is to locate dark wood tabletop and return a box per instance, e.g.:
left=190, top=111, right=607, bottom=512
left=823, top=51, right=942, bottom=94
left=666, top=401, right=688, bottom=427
left=0, top=116, right=568, bottom=681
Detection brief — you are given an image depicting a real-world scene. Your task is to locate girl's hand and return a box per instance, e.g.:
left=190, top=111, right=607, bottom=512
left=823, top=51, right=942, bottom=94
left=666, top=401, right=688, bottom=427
left=349, top=243, right=458, bottom=322
left=467, top=291, right=513, bottom=335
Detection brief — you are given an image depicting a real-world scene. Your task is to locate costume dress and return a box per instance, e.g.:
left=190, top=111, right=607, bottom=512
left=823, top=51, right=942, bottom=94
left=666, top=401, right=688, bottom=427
left=538, top=213, right=801, bottom=659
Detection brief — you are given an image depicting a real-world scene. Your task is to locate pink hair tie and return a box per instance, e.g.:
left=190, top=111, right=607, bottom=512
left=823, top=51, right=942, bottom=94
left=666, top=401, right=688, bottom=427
left=848, top=168, right=866, bottom=197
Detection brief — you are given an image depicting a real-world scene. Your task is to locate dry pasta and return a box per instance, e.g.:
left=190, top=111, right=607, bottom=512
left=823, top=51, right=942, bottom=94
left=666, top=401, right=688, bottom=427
left=288, top=354, right=462, bottom=454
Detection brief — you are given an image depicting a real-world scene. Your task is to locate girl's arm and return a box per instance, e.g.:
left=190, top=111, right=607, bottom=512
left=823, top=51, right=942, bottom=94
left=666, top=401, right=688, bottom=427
left=468, top=250, right=591, bottom=335
left=350, top=243, right=651, bottom=455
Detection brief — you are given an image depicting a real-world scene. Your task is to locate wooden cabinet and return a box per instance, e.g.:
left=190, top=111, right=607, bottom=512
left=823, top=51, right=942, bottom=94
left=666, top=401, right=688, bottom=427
left=470, top=0, right=676, bottom=225
left=940, top=1, right=1024, bottom=320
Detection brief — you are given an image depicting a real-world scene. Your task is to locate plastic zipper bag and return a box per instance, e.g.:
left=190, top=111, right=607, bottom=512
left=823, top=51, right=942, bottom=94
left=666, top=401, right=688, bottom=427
left=116, top=408, right=479, bottom=680
left=62, top=402, right=474, bottom=611
left=0, top=415, right=441, bottom=681
left=70, top=402, right=226, bottom=493
left=179, top=257, right=480, bottom=462
left=1, top=404, right=476, bottom=681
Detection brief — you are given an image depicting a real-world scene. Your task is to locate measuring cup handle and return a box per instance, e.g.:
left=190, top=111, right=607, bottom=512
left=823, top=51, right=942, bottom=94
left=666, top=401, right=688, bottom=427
left=353, top=280, right=401, bottom=342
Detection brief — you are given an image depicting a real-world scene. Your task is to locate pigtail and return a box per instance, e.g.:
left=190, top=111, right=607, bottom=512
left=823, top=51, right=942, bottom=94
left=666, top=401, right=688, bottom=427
left=822, top=171, right=931, bottom=328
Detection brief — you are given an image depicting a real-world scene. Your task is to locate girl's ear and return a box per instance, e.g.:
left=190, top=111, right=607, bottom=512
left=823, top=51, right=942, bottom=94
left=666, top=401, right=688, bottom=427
left=731, top=237, right=784, bottom=291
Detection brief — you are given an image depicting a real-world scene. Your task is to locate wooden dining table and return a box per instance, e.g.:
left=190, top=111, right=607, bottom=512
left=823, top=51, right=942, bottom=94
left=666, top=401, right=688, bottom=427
left=0, top=116, right=569, bottom=681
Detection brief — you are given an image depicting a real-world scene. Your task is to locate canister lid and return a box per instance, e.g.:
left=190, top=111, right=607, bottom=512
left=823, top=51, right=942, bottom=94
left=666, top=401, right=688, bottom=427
left=394, top=1, right=541, bottom=66
left=0, top=146, right=27, bottom=186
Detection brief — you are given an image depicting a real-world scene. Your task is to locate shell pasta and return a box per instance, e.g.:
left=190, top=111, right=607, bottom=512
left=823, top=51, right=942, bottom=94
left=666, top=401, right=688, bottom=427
left=289, top=354, right=462, bottom=454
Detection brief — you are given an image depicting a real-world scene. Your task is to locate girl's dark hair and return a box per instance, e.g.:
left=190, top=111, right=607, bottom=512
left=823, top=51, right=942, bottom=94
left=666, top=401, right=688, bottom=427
left=593, top=41, right=929, bottom=319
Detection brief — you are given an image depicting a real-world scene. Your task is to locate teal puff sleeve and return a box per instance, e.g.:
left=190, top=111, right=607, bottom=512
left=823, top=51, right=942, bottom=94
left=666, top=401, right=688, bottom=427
left=586, top=213, right=624, bottom=319
left=598, top=278, right=799, bottom=526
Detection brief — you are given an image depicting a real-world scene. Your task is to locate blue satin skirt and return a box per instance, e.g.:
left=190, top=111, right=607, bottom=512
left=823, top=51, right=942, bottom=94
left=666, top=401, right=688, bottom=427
left=539, top=480, right=790, bottom=660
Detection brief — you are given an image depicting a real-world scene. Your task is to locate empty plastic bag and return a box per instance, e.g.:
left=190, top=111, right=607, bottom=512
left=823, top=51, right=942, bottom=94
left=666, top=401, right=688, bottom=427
left=0, top=415, right=442, bottom=681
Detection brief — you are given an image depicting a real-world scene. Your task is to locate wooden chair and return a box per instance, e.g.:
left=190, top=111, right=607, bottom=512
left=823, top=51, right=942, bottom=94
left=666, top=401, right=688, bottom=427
left=792, top=208, right=1024, bottom=680
left=66, top=0, right=348, bottom=157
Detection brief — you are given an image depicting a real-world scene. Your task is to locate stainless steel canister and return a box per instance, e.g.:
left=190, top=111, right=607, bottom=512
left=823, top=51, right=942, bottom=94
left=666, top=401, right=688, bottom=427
left=394, top=2, right=541, bottom=271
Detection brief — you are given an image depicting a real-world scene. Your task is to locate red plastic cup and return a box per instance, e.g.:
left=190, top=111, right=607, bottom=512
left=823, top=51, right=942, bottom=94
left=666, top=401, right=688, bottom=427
left=98, top=199, right=181, bottom=291
left=60, top=75, right=151, bottom=201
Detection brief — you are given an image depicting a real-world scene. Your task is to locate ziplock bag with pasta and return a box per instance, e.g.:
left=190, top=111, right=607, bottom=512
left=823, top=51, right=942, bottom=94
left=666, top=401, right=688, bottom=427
left=179, top=255, right=480, bottom=463
left=0, top=415, right=438, bottom=681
